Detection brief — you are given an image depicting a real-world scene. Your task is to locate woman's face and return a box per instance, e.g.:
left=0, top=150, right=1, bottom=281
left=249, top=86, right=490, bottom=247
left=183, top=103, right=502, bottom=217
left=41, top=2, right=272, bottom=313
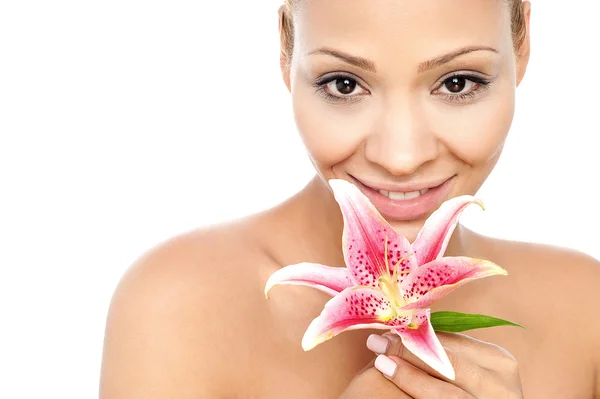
left=283, top=0, right=530, bottom=239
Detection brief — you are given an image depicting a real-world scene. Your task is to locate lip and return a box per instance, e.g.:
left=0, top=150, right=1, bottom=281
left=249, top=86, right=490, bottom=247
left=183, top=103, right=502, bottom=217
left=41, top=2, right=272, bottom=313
left=349, top=175, right=457, bottom=222
left=353, top=177, right=453, bottom=194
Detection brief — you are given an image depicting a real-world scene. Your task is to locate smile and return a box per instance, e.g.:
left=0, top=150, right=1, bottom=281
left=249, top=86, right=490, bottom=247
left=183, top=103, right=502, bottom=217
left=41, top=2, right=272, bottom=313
left=349, top=175, right=457, bottom=221
left=378, top=189, right=430, bottom=201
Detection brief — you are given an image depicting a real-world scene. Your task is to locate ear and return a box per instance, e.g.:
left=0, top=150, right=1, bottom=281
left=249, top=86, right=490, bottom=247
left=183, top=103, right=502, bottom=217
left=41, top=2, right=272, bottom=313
left=516, top=1, right=531, bottom=87
left=278, top=5, right=292, bottom=92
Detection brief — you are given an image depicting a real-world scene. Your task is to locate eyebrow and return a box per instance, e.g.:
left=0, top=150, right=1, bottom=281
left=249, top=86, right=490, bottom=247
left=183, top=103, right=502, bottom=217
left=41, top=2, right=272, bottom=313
left=307, top=45, right=499, bottom=74
left=417, top=46, right=499, bottom=73
left=308, top=47, right=377, bottom=73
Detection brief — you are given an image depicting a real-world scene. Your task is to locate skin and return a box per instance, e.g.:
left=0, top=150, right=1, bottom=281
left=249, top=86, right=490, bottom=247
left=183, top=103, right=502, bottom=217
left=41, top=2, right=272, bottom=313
left=100, top=0, right=600, bottom=398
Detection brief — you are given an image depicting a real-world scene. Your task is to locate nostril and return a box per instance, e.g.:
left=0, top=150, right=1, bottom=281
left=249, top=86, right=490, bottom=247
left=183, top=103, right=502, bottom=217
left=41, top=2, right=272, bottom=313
left=363, top=119, right=440, bottom=176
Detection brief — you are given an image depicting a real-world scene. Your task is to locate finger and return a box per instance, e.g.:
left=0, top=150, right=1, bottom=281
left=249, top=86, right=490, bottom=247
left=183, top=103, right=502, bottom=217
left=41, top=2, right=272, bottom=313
left=435, top=332, right=519, bottom=371
left=374, top=354, right=474, bottom=399
left=367, top=332, right=493, bottom=394
left=342, top=367, right=415, bottom=399
left=367, top=330, right=515, bottom=369
left=435, top=333, right=523, bottom=396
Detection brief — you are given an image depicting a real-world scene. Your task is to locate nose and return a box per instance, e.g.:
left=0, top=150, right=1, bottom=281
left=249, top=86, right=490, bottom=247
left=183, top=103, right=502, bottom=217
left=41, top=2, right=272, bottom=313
left=364, top=97, right=439, bottom=176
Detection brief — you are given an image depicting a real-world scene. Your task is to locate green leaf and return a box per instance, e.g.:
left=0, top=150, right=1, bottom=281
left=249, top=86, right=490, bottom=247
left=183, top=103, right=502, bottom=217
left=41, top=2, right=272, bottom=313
left=430, top=311, right=524, bottom=333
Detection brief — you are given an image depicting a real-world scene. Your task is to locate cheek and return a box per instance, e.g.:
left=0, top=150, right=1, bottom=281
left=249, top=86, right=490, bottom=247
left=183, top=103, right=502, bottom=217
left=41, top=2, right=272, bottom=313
left=292, top=78, right=516, bottom=170
left=430, top=84, right=515, bottom=165
left=292, top=85, right=370, bottom=168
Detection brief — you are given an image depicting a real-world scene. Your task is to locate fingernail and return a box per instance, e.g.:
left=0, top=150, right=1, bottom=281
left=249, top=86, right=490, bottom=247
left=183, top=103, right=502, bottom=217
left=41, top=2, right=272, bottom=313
left=374, top=354, right=397, bottom=378
left=366, top=334, right=389, bottom=354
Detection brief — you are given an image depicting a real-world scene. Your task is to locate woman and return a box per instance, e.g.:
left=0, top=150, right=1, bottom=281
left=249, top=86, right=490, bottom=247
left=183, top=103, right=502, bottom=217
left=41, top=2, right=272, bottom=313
left=100, top=0, right=600, bottom=397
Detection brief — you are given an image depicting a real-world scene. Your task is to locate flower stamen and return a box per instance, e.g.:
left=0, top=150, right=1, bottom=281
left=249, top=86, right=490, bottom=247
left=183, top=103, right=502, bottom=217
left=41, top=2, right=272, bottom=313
left=392, top=252, right=415, bottom=279
left=384, top=234, right=390, bottom=277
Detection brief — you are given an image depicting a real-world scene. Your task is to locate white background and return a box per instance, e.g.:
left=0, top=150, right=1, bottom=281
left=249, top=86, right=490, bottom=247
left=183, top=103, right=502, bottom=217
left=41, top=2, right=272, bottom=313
left=0, top=0, right=598, bottom=397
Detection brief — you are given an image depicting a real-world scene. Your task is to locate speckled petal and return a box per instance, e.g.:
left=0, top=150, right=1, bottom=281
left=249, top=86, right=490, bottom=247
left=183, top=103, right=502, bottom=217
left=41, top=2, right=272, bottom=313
left=399, top=257, right=508, bottom=310
left=301, top=286, right=411, bottom=351
left=329, top=179, right=417, bottom=287
left=412, top=195, right=484, bottom=265
left=394, top=309, right=455, bottom=380
left=264, top=262, right=354, bottom=298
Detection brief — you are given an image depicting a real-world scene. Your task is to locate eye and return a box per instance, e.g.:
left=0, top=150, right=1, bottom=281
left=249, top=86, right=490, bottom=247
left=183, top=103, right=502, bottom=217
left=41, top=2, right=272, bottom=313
left=433, top=73, right=493, bottom=104
left=440, top=76, right=477, bottom=94
left=326, top=77, right=364, bottom=96
left=313, top=74, right=369, bottom=103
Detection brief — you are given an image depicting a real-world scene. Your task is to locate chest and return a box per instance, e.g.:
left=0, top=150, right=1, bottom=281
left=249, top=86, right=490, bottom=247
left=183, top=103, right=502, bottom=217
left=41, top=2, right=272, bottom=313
left=249, top=265, right=595, bottom=398
left=244, top=324, right=593, bottom=399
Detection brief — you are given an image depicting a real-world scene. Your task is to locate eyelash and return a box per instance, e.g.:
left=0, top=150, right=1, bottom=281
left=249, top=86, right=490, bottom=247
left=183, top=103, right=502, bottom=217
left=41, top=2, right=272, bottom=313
left=311, top=73, right=493, bottom=105
left=312, top=74, right=368, bottom=104
left=436, top=74, right=493, bottom=104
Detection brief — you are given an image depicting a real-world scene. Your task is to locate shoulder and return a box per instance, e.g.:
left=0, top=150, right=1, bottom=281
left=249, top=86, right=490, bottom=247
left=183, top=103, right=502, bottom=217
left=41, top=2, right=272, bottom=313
left=480, top=234, right=600, bottom=294
left=100, top=218, right=277, bottom=398
left=476, top=233, right=600, bottom=355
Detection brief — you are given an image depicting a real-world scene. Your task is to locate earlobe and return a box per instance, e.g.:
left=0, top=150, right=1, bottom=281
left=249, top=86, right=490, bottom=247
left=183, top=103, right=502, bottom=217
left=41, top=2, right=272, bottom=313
left=281, top=58, right=291, bottom=93
left=516, top=1, right=532, bottom=87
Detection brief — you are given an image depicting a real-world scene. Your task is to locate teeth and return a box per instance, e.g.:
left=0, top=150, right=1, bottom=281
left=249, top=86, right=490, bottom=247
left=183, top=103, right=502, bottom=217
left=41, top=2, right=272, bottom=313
left=378, top=188, right=430, bottom=201
left=404, top=190, right=421, bottom=200
left=388, top=191, right=405, bottom=201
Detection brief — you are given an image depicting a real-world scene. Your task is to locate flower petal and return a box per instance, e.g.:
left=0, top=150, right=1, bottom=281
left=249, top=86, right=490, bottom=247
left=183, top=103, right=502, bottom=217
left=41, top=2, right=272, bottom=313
left=265, top=263, right=354, bottom=298
left=301, top=286, right=410, bottom=351
left=395, top=309, right=455, bottom=380
left=399, top=257, right=508, bottom=310
left=412, top=195, right=484, bottom=265
left=329, top=179, right=417, bottom=287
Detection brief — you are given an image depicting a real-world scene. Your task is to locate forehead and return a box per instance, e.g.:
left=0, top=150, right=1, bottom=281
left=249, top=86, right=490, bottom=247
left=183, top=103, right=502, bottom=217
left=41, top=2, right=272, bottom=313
left=294, top=0, right=512, bottom=64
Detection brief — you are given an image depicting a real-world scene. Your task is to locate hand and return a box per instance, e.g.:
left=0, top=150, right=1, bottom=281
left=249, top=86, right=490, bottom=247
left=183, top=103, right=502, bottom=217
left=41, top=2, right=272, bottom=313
left=366, top=331, right=524, bottom=398
left=338, top=361, right=413, bottom=398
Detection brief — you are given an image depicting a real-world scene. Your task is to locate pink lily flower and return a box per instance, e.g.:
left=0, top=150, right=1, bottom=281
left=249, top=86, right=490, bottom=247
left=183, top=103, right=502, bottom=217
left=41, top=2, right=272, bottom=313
left=265, top=179, right=508, bottom=380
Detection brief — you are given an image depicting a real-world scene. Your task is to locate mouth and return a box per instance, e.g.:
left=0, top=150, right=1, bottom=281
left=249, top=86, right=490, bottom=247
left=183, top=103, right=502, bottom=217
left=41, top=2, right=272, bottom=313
left=377, top=187, right=432, bottom=201
left=348, top=175, right=457, bottom=222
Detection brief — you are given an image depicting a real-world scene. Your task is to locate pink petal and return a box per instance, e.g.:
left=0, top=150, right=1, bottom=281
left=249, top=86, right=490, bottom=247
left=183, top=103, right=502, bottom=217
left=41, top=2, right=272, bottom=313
left=301, top=286, right=410, bottom=351
left=399, top=257, right=508, bottom=310
left=412, top=195, right=484, bottom=265
left=329, top=179, right=417, bottom=287
left=264, top=263, right=354, bottom=298
left=395, top=309, right=455, bottom=380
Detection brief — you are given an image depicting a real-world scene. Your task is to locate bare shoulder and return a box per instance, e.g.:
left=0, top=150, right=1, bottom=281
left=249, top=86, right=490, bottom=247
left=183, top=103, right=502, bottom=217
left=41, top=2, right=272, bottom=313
left=477, top=233, right=600, bottom=296
left=474, top=232, right=600, bottom=356
left=100, top=218, right=276, bottom=399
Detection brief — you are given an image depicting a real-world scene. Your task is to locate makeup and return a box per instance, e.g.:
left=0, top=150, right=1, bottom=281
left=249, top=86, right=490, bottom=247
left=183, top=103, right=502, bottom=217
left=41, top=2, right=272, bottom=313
left=352, top=176, right=456, bottom=222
